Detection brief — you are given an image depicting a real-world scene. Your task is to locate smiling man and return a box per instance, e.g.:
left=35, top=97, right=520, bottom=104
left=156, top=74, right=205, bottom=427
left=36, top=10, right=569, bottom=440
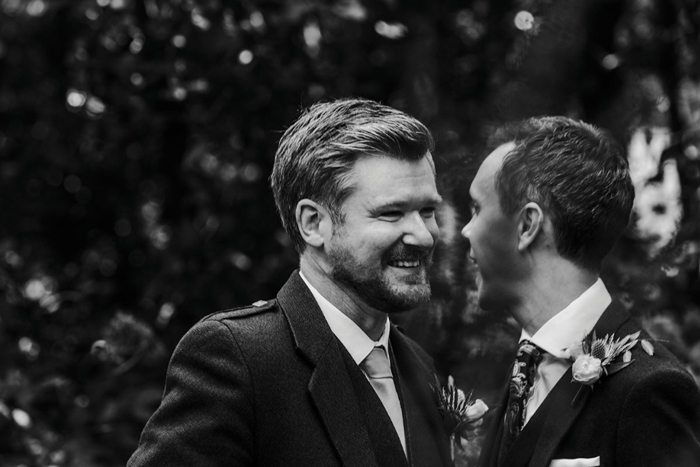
left=128, top=98, right=452, bottom=467
left=465, top=116, right=700, bottom=467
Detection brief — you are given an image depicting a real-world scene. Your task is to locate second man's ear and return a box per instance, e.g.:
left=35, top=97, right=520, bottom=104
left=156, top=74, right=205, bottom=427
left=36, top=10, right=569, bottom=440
left=517, top=201, right=544, bottom=251
left=296, top=199, right=332, bottom=248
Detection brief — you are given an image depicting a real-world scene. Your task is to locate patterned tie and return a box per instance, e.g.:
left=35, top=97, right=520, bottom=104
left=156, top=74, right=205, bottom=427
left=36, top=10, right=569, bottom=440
left=360, top=346, right=407, bottom=455
left=498, top=339, right=543, bottom=465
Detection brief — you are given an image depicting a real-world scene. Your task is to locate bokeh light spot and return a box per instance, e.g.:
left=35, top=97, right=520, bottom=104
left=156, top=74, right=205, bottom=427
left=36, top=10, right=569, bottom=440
left=26, top=0, right=46, bottom=17
left=514, top=11, right=534, bottom=31
left=238, top=49, right=253, bottom=65
left=172, top=35, right=186, bottom=48
left=374, top=21, right=408, bottom=39
left=12, top=409, right=31, bottom=428
left=66, top=89, right=87, bottom=108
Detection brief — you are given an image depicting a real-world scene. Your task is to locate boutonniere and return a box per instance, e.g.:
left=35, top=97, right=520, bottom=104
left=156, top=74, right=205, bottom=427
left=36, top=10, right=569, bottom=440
left=434, top=376, right=488, bottom=461
left=564, top=330, right=654, bottom=402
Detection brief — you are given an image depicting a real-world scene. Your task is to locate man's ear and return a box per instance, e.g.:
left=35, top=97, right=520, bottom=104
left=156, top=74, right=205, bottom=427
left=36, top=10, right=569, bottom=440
left=296, top=199, right=331, bottom=248
left=518, top=202, right=544, bottom=251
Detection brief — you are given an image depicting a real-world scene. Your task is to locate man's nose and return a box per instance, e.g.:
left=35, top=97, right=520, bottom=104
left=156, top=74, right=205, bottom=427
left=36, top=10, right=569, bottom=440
left=461, top=218, right=472, bottom=239
left=402, top=212, right=437, bottom=249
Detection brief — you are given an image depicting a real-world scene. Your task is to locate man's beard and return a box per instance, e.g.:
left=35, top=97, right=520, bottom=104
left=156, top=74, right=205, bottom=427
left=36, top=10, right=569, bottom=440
left=328, top=242, right=433, bottom=312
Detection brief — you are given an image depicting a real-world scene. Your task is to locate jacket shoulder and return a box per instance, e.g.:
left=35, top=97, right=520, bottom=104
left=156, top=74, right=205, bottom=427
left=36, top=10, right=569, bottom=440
left=199, top=299, right=278, bottom=323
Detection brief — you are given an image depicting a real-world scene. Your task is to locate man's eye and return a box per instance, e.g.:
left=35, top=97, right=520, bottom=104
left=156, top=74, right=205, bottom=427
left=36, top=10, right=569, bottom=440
left=379, top=211, right=402, bottom=221
left=470, top=203, right=479, bottom=216
left=420, top=207, right=436, bottom=218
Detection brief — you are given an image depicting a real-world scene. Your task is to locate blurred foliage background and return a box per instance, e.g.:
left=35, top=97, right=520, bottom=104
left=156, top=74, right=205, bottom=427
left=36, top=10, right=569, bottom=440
left=1, top=0, right=699, bottom=465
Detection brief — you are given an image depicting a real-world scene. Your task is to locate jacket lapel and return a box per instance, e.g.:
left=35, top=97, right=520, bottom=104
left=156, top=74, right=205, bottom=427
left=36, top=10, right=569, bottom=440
left=523, top=299, right=633, bottom=467
left=390, top=328, right=453, bottom=467
left=477, top=373, right=511, bottom=467
left=277, top=271, right=378, bottom=467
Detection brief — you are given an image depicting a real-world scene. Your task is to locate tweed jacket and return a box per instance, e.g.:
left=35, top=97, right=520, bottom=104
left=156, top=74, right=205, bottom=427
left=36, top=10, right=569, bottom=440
left=128, top=270, right=451, bottom=467
left=478, top=299, right=700, bottom=467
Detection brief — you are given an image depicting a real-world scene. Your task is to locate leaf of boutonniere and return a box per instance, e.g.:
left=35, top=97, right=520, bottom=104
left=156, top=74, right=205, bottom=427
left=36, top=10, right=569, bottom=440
left=606, top=360, right=633, bottom=375
left=623, top=350, right=632, bottom=363
left=622, top=338, right=638, bottom=351
left=641, top=339, right=654, bottom=356
left=617, top=333, right=632, bottom=347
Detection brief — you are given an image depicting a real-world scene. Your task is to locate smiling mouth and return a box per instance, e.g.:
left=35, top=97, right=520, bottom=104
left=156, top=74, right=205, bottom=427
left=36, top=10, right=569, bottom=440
left=387, top=260, right=421, bottom=268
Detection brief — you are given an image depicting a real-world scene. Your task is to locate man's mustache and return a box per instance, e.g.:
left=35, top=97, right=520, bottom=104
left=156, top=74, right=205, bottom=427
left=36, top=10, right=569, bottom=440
left=385, top=244, right=433, bottom=263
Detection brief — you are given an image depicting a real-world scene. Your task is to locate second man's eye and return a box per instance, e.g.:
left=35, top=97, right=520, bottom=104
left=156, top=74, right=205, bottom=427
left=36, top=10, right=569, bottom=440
left=420, top=207, right=436, bottom=218
left=379, top=211, right=402, bottom=221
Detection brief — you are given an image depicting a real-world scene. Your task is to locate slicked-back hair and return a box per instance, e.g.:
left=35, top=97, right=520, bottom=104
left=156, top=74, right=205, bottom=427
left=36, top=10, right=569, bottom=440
left=489, top=116, right=634, bottom=271
left=271, top=98, right=435, bottom=254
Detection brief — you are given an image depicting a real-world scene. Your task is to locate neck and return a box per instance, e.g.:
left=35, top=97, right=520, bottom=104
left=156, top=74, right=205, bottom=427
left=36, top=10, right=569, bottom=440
left=299, top=254, right=388, bottom=341
left=511, top=261, right=599, bottom=336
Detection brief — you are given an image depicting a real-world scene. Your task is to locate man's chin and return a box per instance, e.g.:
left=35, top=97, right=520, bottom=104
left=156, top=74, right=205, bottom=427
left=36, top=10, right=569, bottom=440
left=384, top=283, right=431, bottom=312
left=387, top=266, right=428, bottom=285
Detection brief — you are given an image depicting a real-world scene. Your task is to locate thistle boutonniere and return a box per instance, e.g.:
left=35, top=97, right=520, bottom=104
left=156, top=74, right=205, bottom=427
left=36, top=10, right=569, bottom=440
left=564, top=330, right=654, bottom=402
left=433, top=376, right=489, bottom=461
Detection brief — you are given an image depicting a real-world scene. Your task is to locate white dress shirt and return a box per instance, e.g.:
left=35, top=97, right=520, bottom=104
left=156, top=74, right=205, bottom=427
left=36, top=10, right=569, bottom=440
left=521, top=278, right=611, bottom=425
left=299, top=273, right=406, bottom=452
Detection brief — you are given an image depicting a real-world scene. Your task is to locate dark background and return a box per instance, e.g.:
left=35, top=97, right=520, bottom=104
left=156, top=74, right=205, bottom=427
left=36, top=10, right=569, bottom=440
left=1, top=0, right=699, bottom=465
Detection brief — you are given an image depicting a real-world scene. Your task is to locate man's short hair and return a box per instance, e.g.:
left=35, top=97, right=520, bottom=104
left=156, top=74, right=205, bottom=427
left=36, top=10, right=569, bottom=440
left=489, top=116, right=634, bottom=271
left=271, top=98, right=435, bottom=253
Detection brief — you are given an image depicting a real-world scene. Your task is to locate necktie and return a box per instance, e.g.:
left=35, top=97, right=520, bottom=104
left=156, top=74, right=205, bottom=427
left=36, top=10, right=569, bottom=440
left=361, top=346, right=407, bottom=455
left=498, top=339, right=543, bottom=465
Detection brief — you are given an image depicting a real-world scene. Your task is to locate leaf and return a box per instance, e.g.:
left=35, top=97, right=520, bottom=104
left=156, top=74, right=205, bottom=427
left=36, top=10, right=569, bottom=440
left=619, top=340, right=637, bottom=355
left=617, top=334, right=631, bottom=347
left=606, top=360, right=633, bottom=375
left=641, top=339, right=654, bottom=356
left=623, top=350, right=632, bottom=363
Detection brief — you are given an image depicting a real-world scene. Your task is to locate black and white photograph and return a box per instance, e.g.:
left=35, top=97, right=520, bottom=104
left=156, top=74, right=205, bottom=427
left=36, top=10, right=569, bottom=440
left=1, top=1, right=699, bottom=466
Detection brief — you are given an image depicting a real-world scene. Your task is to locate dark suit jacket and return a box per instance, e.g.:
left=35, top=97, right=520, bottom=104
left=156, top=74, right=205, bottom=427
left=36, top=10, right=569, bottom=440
left=128, top=271, right=451, bottom=467
left=478, top=299, right=700, bottom=467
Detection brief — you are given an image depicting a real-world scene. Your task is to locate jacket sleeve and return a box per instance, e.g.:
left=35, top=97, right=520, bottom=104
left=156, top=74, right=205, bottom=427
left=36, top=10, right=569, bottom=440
left=127, top=319, right=255, bottom=466
left=617, top=366, right=700, bottom=467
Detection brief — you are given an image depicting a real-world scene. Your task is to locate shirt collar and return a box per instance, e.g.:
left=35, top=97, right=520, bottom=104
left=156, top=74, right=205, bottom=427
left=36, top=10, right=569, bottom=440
left=299, top=272, right=391, bottom=365
left=520, top=278, right=611, bottom=359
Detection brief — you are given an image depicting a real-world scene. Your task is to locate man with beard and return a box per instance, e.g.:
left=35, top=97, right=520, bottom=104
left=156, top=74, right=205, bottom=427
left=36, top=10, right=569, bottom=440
left=466, top=116, right=700, bottom=467
left=128, top=98, right=452, bottom=467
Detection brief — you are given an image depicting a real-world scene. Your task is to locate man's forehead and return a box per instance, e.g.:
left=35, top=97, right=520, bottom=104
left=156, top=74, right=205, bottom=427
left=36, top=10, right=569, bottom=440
left=347, top=155, right=440, bottom=204
left=474, top=142, right=516, bottom=189
left=484, top=142, right=516, bottom=170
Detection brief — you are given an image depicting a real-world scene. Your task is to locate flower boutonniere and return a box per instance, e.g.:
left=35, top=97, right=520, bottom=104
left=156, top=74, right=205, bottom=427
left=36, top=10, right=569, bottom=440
left=434, top=376, right=489, bottom=459
left=564, top=330, right=654, bottom=402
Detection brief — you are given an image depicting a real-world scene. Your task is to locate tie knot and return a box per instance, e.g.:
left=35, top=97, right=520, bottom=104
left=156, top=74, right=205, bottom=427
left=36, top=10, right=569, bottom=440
left=361, top=347, right=393, bottom=379
left=517, top=339, right=544, bottom=365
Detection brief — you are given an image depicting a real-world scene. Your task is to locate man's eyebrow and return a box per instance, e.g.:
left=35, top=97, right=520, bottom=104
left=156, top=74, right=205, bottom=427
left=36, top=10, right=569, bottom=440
left=371, top=195, right=443, bottom=211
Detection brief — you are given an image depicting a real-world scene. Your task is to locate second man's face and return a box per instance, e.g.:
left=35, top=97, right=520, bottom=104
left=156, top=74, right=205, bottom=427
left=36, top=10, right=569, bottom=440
left=462, top=142, right=525, bottom=312
left=326, top=154, right=442, bottom=312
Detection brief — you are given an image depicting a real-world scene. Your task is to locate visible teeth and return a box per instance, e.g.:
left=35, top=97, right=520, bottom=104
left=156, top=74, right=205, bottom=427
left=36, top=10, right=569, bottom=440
left=391, top=260, right=420, bottom=268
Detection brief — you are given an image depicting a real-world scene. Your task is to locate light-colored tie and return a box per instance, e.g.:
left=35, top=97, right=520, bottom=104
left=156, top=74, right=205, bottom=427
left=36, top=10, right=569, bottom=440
left=361, top=346, right=406, bottom=455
